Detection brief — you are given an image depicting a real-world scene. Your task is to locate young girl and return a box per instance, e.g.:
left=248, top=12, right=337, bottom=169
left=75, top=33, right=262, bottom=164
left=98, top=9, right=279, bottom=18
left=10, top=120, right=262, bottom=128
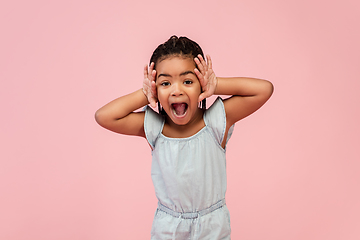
left=95, top=36, right=273, bottom=240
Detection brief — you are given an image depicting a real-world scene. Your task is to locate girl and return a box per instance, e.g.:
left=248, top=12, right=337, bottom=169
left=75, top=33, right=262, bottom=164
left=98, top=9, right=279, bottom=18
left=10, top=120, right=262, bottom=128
left=95, top=36, right=273, bottom=240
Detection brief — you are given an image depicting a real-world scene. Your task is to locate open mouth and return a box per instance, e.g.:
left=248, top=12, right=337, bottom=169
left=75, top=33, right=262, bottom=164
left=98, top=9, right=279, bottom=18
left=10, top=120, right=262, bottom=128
left=171, top=103, right=188, bottom=117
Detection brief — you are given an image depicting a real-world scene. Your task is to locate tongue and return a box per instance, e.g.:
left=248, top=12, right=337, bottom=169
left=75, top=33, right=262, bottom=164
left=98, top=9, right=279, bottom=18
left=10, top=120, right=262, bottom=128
left=172, top=103, right=187, bottom=116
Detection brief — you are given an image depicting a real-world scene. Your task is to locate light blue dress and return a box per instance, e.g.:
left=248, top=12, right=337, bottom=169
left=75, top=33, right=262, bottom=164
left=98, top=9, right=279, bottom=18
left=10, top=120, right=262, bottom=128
left=144, top=97, right=234, bottom=240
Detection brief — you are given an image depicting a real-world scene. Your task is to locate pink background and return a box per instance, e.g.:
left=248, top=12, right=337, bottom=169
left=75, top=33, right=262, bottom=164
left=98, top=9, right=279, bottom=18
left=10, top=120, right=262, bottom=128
left=1, top=0, right=359, bottom=239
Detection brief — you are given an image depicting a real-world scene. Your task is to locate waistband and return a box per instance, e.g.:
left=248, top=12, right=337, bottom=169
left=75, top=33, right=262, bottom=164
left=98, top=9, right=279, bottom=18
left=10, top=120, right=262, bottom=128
left=158, top=199, right=226, bottom=240
left=157, top=198, right=226, bottom=219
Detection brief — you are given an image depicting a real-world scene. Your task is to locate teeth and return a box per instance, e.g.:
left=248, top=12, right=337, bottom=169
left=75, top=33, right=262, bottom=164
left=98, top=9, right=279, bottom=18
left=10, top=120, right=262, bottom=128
left=172, top=103, right=187, bottom=116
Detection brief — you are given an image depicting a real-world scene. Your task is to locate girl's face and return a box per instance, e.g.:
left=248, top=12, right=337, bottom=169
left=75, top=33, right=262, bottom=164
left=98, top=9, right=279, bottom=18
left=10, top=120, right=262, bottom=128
left=155, top=56, right=202, bottom=126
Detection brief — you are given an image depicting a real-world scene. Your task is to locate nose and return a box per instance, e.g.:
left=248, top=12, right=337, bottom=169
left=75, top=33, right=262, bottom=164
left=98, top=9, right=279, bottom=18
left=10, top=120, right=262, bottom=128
left=171, top=82, right=183, bottom=96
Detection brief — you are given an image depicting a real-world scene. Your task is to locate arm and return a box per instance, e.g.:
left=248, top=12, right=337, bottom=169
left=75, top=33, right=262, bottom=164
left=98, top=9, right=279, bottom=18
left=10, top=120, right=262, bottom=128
left=95, top=89, right=148, bottom=137
left=215, top=76, right=273, bottom=127
left=94, top=63, right=158, bottom=137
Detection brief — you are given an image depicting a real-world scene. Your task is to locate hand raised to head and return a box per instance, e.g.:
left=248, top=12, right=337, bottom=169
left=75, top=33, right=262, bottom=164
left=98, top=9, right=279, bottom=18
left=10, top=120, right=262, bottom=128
left=143, top=62, right=157, bottom=108
left=194, top=54, right=218, bottom=102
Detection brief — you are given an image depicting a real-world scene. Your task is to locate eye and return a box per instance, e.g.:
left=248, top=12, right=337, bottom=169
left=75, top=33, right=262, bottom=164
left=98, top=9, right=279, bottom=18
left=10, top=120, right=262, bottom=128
left=160, top=81, right=170, bottom=86
left=184, top=80, right=193, bottom=85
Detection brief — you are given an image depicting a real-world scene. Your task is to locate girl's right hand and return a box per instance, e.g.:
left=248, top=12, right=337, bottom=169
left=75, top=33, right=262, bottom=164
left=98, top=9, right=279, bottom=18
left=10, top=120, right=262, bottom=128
left=143, top=62, right=157, bottom=108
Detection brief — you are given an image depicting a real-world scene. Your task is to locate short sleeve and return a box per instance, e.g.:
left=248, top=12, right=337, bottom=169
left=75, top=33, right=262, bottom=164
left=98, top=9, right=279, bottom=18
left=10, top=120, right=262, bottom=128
left=204, top=97, right=235, bottom=146
left=144, top=106, right=164, bottom=149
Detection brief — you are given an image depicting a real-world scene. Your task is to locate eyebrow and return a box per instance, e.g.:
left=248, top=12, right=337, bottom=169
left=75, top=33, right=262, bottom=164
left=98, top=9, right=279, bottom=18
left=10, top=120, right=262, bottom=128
left=180, top=71, right=196, bottom=76
left=158, top=71, right=196, bottom=78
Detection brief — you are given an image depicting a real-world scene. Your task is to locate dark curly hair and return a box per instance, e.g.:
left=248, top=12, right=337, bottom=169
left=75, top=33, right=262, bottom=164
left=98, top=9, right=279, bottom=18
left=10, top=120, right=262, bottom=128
left=150, top=35, right=206, bottom=112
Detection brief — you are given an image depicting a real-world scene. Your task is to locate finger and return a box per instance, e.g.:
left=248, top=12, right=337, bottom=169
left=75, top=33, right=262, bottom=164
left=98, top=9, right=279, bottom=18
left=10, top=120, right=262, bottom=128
left=198, top=93, right=204, bottom=102
left=198, top=92, right=208, bottom=103
left=149, top=62, right=154, bottom=71
left=194, top=56, right=200, bottom=66
left=194, top=57, right=206, bottom=75
left=151, top=69, right=157, bottom=81
left=194, top=57, right=201, bottom=69
left=194, top=67, right=201, bottom=78
left=194, top=68, right=206, bottom=87
left=144, top=64, right=149, bottom=79
left=200, top=89, right=212, bottom=101
left=198, top=54, right=208, bottom=71
left=206, top=55, right=212, bottom=69
left=151, top=78, right=157, bottom=95
left=146, top=62, right=153, bottom=78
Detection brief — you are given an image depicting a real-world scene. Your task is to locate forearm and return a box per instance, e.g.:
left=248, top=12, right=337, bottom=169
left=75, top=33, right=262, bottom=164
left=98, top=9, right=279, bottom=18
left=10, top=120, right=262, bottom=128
left=213, top=77, right=273, bottom=125
left=214, top=77, right=273, bottom=97
left=95, top=89, right=148, bottom=123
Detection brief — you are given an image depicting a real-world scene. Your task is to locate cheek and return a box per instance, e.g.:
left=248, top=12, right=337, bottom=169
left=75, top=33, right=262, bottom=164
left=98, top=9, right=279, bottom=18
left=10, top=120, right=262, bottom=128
left=189, top=90, right=201, bottom=104
left=192, top=85, right=202, bottom=96
left=191, top=81, right=202, bottom=93
left=156, top=90, right=167, bottom=105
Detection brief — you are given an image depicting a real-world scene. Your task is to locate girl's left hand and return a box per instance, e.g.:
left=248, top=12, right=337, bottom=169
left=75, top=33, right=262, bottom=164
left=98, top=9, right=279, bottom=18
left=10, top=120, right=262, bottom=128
left=143, top=62, right=157, bottom=108
left=194, top=54, right=218, bottom=102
